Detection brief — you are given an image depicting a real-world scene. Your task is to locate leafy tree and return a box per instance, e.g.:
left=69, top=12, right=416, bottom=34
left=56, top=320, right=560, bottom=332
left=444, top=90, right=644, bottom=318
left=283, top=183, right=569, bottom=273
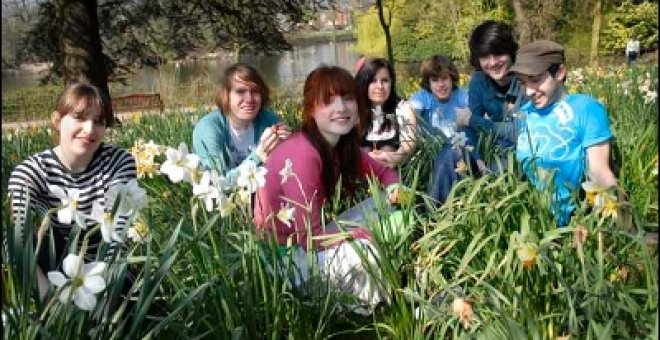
left=600, top=0, right=658, bottom=55
left=355, top=0, right=510, bottom=62
left=22, top=0, right=330, bottom=84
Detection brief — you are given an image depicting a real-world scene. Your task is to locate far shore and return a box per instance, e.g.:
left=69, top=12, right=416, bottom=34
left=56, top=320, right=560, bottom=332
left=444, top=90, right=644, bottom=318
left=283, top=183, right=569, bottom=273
left=2, top=29, right=356, bottom=75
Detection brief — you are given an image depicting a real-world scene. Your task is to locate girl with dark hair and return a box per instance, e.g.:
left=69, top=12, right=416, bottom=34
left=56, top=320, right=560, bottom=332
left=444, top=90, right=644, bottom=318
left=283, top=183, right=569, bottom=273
left=354, top=57, right=417, bottom=168
left=254, top=65, right=399, bottom=311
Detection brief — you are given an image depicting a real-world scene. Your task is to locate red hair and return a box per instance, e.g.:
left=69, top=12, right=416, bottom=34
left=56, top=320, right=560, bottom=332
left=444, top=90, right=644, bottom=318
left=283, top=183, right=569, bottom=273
left=301, top=65, right=365, bottom=200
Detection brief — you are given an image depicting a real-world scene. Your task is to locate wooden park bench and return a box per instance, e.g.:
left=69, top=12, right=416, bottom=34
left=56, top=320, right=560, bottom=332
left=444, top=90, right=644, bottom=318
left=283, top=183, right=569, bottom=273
left=112, top=93, right=164, bottom=115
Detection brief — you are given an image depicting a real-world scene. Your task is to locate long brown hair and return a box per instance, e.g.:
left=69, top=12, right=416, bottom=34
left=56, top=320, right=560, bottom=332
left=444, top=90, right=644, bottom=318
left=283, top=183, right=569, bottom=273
left=301, top=65, right=365, bottom=200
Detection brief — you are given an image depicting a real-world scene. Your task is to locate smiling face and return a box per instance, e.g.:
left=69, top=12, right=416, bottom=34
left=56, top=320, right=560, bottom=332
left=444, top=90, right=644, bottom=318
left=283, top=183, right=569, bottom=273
left=368, top=67, right=392, bottom=107
left=313, top=94, right=358, bottom=146
left=518, top=65, right=566, bottom=109
left=429, top=75, right=454, bottom=101
left=53, top=101, right=107, bottom=161
left=478, top=54, right=512, bottom=83
left=227, top=79, right=262, bottom=125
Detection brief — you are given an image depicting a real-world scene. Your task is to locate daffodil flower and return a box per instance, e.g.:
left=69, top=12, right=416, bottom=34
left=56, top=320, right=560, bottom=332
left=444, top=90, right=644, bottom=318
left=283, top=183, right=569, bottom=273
left=581, top=179, right=607, bottom=206
left=455, top=160, right=468, bottom=174
left=48, top=185, right=86, bottom=227
left=594, top=192, right=618, bottom=219
left=106, top=179, right=148, bottom=216
left=236, top=160, right=268, bottom=193
left=451, top=297, right=473, bottom=330
left=193, top=170, right=228, bottom=212
left=160, top=143, right=200, bottom=184
left=276, top=203, right=295, bottom=227
left=279, top=159, right=294, bottom=184
left=88, top=202, right=122, bottom=243
left=572, top=225, right=589, bottom=249
left=47, top=254, right=107, bottom=311
left=516, top=243, right=538, bottom=270
left=127, top=218, right=151, bottom=244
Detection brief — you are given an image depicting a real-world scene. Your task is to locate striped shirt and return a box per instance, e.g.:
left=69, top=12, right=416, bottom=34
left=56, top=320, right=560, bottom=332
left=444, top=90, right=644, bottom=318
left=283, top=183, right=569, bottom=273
left=7, top=143, right=137, bottom=269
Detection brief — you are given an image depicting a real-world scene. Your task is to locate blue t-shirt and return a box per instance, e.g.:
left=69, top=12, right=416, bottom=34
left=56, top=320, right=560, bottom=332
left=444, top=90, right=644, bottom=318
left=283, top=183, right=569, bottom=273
left=516, top=94, right=613, bottom=226
left=410, top=87, right=468, bottom=124
left=410, top=87, right=480, bottom=159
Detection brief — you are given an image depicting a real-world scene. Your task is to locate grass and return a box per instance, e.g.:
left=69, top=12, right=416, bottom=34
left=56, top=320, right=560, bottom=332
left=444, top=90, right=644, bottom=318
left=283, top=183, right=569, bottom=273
left=2, top=64, right=657, bottom=339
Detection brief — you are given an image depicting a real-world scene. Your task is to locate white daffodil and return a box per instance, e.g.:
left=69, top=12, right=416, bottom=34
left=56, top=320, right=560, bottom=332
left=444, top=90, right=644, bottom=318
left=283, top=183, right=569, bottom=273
left=160, top=143, right=200, bottom=184
left=193, top=170, right=228, bottom=212
left=644, top=90, right=657, bottom=105
left=217, top=194, right=235, bottom=217
left=276, top=203, right=295, bottom=227
left=236, top=160, right=268, bottom=193
left=88, top=202, right=122, bottom=243
left=47, top=254, right=107, bottom=311
left=48, top=185, right=86, bottom=227
left=106, top=179, right=148, bottom=216
left=450, top=131, right=468, bottom=149
left=279, top=159, right=294, bottom=184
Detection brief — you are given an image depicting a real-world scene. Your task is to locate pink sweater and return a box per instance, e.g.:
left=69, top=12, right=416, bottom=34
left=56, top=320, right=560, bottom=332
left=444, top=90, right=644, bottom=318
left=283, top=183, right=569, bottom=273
left=254, top=132, right=398, bottom=250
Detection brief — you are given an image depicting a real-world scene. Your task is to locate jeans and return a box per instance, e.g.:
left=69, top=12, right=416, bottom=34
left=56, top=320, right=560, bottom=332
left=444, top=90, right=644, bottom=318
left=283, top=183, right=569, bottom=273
left=427, top=144, right=509, bottom=205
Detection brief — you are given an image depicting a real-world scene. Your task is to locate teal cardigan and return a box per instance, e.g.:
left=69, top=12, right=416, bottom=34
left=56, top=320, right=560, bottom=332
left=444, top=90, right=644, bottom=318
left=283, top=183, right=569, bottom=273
left=192, top=108, right=279, bottom=183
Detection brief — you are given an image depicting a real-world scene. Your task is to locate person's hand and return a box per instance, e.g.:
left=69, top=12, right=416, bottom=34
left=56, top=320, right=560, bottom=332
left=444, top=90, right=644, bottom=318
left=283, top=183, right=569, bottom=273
left=273, top=122, right=292, bottom=141
left=476, top=160, right=490, bottom=175
left=368, top=150, right=398, bottom=168
left=255, top=125, right=281, bottom=161
left=455, top=107, right=472, bottom=127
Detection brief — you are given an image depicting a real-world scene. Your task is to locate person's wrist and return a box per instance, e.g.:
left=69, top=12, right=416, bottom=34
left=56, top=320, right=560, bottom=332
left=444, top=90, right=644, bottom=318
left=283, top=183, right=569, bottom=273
left=254, top=146, right=267, bottom=162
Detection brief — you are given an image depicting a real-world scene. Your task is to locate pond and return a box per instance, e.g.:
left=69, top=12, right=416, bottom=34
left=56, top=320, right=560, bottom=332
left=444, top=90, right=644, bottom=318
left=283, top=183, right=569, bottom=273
left=1, top=41, right=360, bottom=95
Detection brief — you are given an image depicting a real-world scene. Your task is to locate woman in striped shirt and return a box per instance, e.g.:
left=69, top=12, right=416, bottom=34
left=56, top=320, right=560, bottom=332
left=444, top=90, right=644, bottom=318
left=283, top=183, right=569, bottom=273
left=7, top=82, right=136, bottom=296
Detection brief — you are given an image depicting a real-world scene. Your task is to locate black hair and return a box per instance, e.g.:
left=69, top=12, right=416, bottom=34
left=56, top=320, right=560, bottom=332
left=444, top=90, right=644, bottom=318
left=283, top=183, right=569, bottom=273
left=468, top=20, right=519, bottom=70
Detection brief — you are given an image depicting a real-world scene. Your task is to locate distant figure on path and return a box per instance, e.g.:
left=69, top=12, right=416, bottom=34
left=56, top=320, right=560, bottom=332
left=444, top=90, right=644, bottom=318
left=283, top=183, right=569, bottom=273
left=626, top=37, right=640, bottom=66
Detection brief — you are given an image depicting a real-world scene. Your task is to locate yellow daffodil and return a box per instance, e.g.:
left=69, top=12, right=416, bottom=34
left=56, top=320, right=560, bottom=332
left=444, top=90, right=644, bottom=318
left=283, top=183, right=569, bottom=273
left=516, top=243, right=538, bottom=270
left=581, top=179, right=607, bottom=207
left=455, top=160, right=468, bottom=174
left=594, top=192, right=618, bottom=219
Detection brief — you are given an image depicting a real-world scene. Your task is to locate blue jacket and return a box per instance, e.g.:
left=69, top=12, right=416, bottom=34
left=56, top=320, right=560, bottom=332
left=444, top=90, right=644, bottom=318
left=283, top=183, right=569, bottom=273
left=468, top=71, right=526, bottom=148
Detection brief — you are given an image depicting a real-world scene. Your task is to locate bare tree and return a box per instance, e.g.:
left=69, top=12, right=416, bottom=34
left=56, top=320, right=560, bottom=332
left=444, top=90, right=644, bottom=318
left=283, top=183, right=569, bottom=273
left=590, top=0, right=602, bottom=67
left=375, top=0, right=394, bottom=63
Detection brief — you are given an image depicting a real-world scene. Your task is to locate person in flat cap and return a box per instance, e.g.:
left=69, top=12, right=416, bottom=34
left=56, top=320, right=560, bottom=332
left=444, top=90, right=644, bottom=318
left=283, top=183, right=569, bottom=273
left=510, top=39, right=619, bottom=227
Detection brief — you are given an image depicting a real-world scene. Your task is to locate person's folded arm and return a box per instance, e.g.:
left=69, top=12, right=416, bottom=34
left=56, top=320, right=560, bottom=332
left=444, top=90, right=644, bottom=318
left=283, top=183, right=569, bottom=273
left=586, top=141, right=617, bottom=188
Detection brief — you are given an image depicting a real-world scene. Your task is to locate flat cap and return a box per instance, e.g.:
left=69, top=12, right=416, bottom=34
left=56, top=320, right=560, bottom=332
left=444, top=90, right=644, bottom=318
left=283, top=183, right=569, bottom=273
left=510, top=40, right=565, bottom=76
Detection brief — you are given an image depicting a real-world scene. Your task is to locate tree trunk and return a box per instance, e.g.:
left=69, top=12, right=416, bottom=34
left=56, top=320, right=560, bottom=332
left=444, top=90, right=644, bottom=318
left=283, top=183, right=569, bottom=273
left=375, top=0, right=394, bottom=64
left=589, top=0, right=602, bottom=68
left=57, top=0, right=109, bottom=98
left=511, top=0, right=530, bottom=45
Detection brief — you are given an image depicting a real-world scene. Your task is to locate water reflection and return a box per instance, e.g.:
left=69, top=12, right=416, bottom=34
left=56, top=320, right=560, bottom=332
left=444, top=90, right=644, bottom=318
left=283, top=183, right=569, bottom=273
left=2, top=41, right=359, bottom=95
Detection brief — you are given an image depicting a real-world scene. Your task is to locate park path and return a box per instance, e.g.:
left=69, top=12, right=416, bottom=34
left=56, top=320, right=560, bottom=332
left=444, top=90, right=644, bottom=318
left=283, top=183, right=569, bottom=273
left=1, top=106, right=212, bottom=131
